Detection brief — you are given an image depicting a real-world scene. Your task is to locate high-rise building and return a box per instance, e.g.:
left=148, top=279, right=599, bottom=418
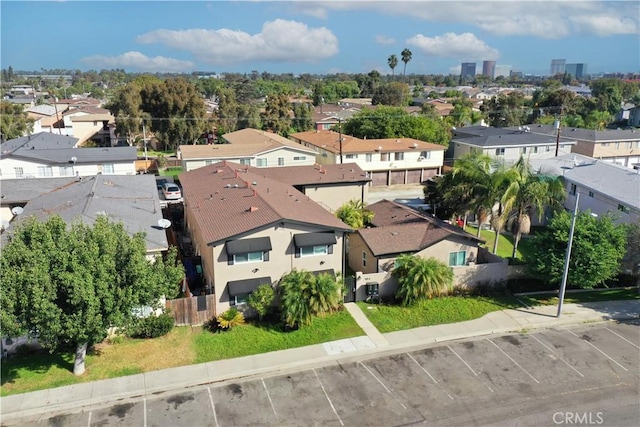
left=460, top=62, right=476, bottom=80
left=550, top=59, right=566, bottom=76
left=565, top=63, right=588, bottom=79
left=482, top=60, right=496, bottom=79
left=494, top=65, right=512, bottom=78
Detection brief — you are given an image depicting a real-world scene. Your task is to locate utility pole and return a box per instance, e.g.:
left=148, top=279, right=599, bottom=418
left=554, top=119, right=561, bottom=157
left=338, top=118, right=343, bottom=164
left=142, top=121, right=148, bottom=173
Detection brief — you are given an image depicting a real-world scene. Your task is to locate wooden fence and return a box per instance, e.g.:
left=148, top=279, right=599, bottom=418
left=166, top=294, right=216, bottom=326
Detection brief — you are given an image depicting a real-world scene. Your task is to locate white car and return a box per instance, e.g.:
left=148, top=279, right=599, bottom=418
left=162, top=182, right=182, bottom=200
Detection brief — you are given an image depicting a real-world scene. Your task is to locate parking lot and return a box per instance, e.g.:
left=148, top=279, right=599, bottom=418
left=19, top=320, right=640, bottom=426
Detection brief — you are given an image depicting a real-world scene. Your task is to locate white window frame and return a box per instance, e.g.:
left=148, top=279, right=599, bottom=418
left=230, top=293, right=249, bottom=306
left=256, top=158, right=268, bottom=167
left=293, top=156, right=306, bottom=161
left=14, top=167, right=24, bottom=178
left=239, top=158, right=251, bottom=166
left=365, top=153, right=372, bottom=162
left=103, top=163, right=115, bottom=174
left=394, top=152, right=404, bottom=161
left=380, top=153, right=389, bottom=161
left=345, top=154, right=357, bottom=159
left=300, top=245, right=328, bottom=257
left=495, top=148, right=505, bottom=156
left=37, top=166, right=53, bottom=177
left=233, top=251, right=264, bottom=264
left=278, top=157, right=285, bottom=166
left=449, top=250, right=466, bottom=267
left=59, top=165, right=74, bottom=176
left=420, top=151, right=431, bottom=159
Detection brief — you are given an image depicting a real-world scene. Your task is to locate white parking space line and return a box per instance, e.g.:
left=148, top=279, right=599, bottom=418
left=566, top=330, right=628, bottom=372
left=143, top=398, right=147, bottom=427
left=207, top=387, right=220, bottom=427
left=261, top=378, right=280, bottom=421
left=446, top=345, right=494, bottom=393
left=531, top=335, right=584, bottom=378
left=358, top=361, right=408, bottom=409
left=605, top=327, right=640, bottom=350
left=313, top=368, right=344, bottom=426
left=87, top=411, right=91, bottom=427
left=487, top=339, right=540, bottom=384
left=407, top=353, right=454, bottom=400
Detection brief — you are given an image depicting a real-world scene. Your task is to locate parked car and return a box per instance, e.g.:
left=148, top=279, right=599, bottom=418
left=156, top=178, right=168, bottom=190
left=162, top=182, right=182, bottom=200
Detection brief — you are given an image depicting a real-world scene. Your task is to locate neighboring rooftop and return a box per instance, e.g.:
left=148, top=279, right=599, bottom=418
left=522, top=124, right=640, bottom=142
left=452, top=125, right=576, bottom=148
left=251, top=162, right=370, bottom=186
left=0, top=177, right=78, bottom=204
left=290, top=130, right=445, bottom=154
left=179, top=161, right=352, bottom=245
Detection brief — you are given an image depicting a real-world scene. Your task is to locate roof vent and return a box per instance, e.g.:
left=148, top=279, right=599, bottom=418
left=225, top=184, right=231, bottom=188
left=248, top=206, right=259, bottom=212
left=233, top=184, right=239, bottom=188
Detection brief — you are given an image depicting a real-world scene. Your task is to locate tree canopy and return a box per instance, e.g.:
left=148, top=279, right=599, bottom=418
left=336, top=199, right=374, bottom=228
left=0, top=215, right=184, bottom=375
left=393, top=254, right=454, bottom=305
left=279, top=270, right=342, bottom=328
left=526, top=211, right=627, bottom=288
left=1, top=101, right=34, bottom=142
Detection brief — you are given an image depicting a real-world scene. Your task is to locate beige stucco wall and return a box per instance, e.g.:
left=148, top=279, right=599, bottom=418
left=187, top=217, right=346, bottom=315
left=301, top=184, right=365, bottom=212
left=414, top=237, right=480, bottom=267
left=347, top=232, right=378, bottom=274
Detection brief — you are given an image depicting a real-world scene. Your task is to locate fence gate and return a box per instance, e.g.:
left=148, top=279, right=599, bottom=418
left=343, top=275, right=356, bottom=303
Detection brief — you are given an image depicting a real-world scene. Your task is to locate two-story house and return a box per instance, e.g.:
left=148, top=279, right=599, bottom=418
left=179, top=161, right=352, bottom=315
left=526, top=124, right=640, bottom=169
left=178, top=128, right=318, bottom=172
left=448, top=125, right=577, bottom=164
left=289, top=130, right=445, bottom=186
left=0, top=132, right=137, bottom=179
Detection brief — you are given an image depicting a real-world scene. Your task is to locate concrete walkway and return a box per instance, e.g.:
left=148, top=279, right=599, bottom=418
left=2, top=300, right=638, bottom=424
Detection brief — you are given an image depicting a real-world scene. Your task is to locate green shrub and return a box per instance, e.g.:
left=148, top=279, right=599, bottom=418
left=128, top=312, right=175, bottom=338
left=216, top=308, right=245, bottom=330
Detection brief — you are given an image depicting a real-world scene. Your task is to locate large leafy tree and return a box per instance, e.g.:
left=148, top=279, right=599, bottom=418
left=0, top=215, right=184, bottom=375
left=526, top=211, right=627, bottom=289
left=336, top=199, right=373, bottom=228
left=393, top=254, right=454, bottom=305
left=1, top=101, right=34, bottom=141
left=481, top=92, right=528, bottom=127
left=621, top=220, right=640, bottom=287
left=279, top=270, right=342, bottom=328
left=401, top=48, right=413, bottom=76
left=262, top=93, right=291, bottom=136
left=501, top=157, right=566, bottom=259
left=291, top=102, right=314, bottom=132
left=372, top=82, right=410, bottom=106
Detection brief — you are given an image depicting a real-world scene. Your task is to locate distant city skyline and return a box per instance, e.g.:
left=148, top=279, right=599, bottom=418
left=1, top=1, right=638, bottom=76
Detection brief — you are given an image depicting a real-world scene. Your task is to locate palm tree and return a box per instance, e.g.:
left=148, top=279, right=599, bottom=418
left=401, top=48, right=412, bottom=76
left=393, top=254, right=454, bottom=305
left=388, top=54, right=398, bottom=76
left=501, top=157, right=566, bottom=259
left=279, top=270, right=341, bottom=328
left=336, top=199, right=374, bottom=229
left=216, top=308, right=245, bottom=330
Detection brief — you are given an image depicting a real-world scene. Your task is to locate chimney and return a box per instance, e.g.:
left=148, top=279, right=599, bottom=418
left=248, top=206, right=259, bottom=212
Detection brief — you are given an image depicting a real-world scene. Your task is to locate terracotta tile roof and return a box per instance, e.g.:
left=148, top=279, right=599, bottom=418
left=291, top=130, right=446, bottom=155
left=250, top=162, right=370, bottom=185
left=358, top=200, right=483, bottom=256
left=179, top=161, right=352, bottom=245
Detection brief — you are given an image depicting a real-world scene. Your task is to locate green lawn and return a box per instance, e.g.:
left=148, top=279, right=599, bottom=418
left=158, top=167, right=183, bottom=177
left=519, top=288, right=640, bottom=306
left=357, top=294, right=521, bottom=333
left=1, top=309, right=362, bottom=396
left=464, top=225, right=535, bottom=260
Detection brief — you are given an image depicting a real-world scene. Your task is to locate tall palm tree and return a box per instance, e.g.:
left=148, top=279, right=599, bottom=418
left=401, top=48, right=412, bottom=76
left=279, top=270, right=341, bottom=328
left=336, top=199, right=374, bottom=229
left=388, top=54, right=398, bottom=76
left=501, top=157, right=566, bottom=259
left=393, top=254, right=454, bottom=305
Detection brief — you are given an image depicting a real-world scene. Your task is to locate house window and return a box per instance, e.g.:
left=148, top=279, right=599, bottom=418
left=345, top=154, right=357, bottom=159
left=532, top=146, right=539, bottom=154
left=233, top=251, right=264, bottom=264
left=449, top=251, right=466, bottom=267
left=627, top=142, right=633, bottom=149
left=569, top=184, right=577, bottom=196
left=588, top=191, right=594, bottom=198
left=495, top=148, right=505, bottom=156
left=362, top=251, right=367, bottom=267
left=365, top=153, right=372, bottom=162
left=230, top=294, right=249, bottom=306
left=239, top=158, right=251, bottom=166
left=37, top=166, right=53, bottom=177
left=381, top=153, right=389, bottom=161
left=293, top=156, right=306, bottom=161
left=300, top=245, right=329, bottom=256
left=58, top=166, right=73, bottom=176
left=615, top=143, right=620, bottom=149
left=394, top=152, right=404, bottom=161
left=204, top=160, right=212, bottom=165
left=102, top=163, right=115, bottom=174
left=602, top=143, right=610, bottom=147
left=278, top=157, right=285, bottom=166
left=521, top=147, right=527, bottom=154
left=546, top=146, right=551, bottom=152
left=256, top=158, right=267, bottom=167
left=14, top=167, right=24, bottom=178
left=420, top=151, right=431, bottom=159
left=618, top=204, right=630, bottom=214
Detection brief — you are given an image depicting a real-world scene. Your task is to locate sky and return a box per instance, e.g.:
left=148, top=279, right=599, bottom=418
left=1, top=1, right=638, bottom=76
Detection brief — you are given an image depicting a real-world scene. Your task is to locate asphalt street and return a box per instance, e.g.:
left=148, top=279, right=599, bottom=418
left=15, top=320, right=639, bottom=427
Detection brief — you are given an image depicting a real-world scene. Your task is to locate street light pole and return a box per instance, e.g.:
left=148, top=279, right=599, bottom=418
left=142, top=121, right=148, bottom=173
left=557, top=192, right=580, bottom=317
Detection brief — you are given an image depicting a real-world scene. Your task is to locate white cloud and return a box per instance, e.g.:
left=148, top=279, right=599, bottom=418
left=137, top=19, right=339, bottom=65
left=80, top=51, right=195, bottom=72
left=302, top=1, right=638, bottom=39
left=407, top=32, right=499, bottom=61
left=375, top=35, right=396, bottom=45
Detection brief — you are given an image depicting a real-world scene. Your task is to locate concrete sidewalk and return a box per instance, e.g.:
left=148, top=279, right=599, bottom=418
left=2, top=300, right=638, bottom=424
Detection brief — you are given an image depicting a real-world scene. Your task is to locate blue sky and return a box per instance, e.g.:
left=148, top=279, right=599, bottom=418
left=1, top=1, right=638, bottom=76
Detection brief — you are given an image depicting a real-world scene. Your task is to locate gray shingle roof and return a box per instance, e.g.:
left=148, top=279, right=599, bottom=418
left=0, top=177, right=78, bottom=204
left=451, top=126, right=576, bottom=148
left=7, top=175, right=168, bottom=252
left=521, top=124, right=640, bottom=142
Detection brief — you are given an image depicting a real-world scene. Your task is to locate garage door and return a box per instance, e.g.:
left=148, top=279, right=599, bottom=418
left=371, top=171, right=388, bottom=186
left=389, top=170, right=405, bottom=185
left=422, top=168, right=438, bottom=179
left=407, top=170, right=422, bottom=184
